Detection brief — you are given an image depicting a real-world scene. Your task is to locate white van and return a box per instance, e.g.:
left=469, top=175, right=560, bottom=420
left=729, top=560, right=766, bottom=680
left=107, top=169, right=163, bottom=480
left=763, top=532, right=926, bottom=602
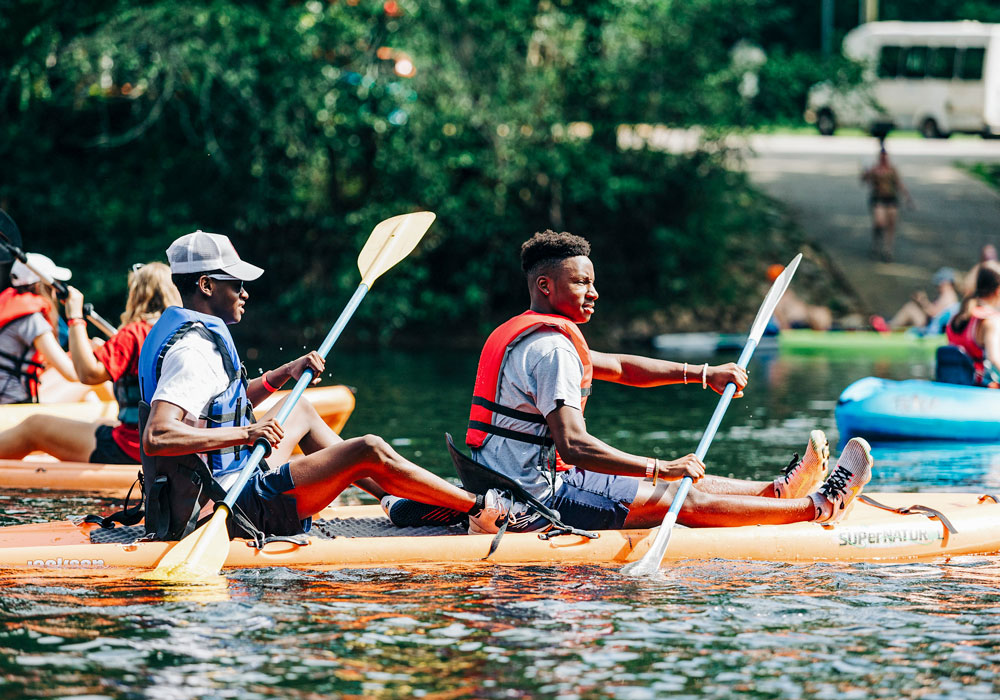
left=805, top=21, right=1000, bottom=138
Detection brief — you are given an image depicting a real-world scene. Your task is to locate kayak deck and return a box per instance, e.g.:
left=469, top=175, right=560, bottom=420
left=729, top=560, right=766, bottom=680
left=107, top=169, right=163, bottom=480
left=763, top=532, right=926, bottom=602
left=3, top=493, right=999, bottom=571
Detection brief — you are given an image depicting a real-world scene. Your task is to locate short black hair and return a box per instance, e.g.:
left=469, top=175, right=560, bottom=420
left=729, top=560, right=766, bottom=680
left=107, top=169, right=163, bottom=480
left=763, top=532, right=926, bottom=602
left=520, top=230, right=591, bottom=277
left=171, top=269, right=225, bottom=299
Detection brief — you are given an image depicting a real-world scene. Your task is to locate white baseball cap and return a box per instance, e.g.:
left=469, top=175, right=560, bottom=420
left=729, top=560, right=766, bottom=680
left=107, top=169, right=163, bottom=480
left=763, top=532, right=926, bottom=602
left=166, top=230, right=264, bottom=281
left=10, top=253, right=72, bottom=287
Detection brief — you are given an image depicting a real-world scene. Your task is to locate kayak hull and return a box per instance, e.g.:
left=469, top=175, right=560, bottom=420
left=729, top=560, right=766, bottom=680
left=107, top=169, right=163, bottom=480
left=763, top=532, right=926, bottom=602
left=2, top=494, right=997, bottom=572
left=0, top=383, right=355, bottom=441
left=836, top=376, right=1000, bottom=442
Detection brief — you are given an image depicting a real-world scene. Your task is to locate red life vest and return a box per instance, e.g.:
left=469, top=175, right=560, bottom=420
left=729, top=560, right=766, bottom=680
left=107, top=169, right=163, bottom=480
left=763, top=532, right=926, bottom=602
left=0, top=287, right=53, bottom=401
left=947, top=304, right=998, bottom=384
left=466, top=310, right=592, bottom=471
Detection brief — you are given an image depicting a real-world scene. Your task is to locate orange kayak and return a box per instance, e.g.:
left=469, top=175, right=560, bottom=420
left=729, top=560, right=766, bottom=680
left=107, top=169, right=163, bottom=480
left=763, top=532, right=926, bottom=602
left=1, top=493, right=998, bottom=573
left=0, top=385, right=355, bottom=477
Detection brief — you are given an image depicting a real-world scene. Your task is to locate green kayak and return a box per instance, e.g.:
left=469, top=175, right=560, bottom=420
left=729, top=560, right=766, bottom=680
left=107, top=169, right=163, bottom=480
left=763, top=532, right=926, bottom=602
left=777, top=329, right=946, bottom=355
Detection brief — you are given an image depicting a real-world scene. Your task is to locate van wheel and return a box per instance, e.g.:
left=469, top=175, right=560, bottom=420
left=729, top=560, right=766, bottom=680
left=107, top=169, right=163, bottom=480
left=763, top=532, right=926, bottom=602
left=816, top=109, right=836, bottom=136
left=920, top=118, right=948, bottom=139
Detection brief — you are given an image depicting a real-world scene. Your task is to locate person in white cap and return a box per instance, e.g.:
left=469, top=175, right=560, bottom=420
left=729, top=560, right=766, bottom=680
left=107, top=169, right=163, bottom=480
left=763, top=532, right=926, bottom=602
left=136, top=230, right=503, bottom=542
left=0, top=253, right=79, bottom=403
left=0, top=262, right=181, bottom=463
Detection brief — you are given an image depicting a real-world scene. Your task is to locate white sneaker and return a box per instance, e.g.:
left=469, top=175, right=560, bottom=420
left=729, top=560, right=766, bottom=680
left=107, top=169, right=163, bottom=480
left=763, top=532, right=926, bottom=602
left=810, top=437, right=873, bottom=524
left=467, top=489, right=512, bottom=535
left=774, top=429, right=830, bottom=499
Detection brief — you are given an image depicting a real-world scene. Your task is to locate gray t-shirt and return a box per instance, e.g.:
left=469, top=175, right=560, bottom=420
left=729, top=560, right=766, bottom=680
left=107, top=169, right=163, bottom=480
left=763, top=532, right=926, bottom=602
left=470, top=328, right=584, bottom=499
left=0, top=312, right=53, bottom=403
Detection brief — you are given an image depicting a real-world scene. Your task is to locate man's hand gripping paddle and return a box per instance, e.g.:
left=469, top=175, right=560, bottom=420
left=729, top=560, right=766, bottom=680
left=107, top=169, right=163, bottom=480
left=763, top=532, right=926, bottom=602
left=140, top=211, right=436, bottom=581
left=0, top=211, right=117, bottom=338
left=621, top=254, right=802, bottom=577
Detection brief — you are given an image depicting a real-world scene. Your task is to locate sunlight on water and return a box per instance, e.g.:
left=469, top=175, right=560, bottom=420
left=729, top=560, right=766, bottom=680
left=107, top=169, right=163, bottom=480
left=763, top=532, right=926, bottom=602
left=2, top=350, right=999, bottom=698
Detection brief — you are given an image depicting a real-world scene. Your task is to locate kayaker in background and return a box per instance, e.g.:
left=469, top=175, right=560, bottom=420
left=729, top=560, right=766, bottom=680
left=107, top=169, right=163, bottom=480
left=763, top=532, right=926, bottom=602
left=871, top=266, right=959, bottom=334
left=385, top=230, right=874, bottom=533
left=946, top=260, right=1000, bottom=387
left=768, top=263, right=832, bottom=331
left=961, top=244, right=998, bottom=297
left=860, top=146, right=913, bottom=262
left=138, top=230, right=500, bottom=542
left=0, top=262, right=181, bottom=462
left=0, top=253, right=79, bottom=404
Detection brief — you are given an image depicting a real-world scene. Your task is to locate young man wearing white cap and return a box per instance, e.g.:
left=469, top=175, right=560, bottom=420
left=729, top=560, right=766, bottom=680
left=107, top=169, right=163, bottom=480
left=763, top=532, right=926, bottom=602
left=0, top=252, right=79, bottom=403
left=138, top=230, right=502, bottom=541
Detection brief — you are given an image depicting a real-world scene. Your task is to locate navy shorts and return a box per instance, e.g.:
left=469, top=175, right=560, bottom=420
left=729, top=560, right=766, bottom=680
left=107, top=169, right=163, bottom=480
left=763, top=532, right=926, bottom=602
left=89, top=424, right=136, bottom=465
left=544, top=468, right=639, bottom=531
left=229, top=462, right=312, bottom=539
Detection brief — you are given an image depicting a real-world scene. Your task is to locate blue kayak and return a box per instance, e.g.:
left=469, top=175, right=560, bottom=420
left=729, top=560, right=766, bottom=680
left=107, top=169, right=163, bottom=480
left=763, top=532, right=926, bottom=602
left=836, top=376, right=1000, bottom=442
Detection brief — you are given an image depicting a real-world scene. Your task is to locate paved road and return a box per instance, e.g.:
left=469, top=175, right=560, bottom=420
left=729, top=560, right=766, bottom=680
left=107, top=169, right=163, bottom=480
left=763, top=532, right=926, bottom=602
left=744, top=134, right=1000, bottom=318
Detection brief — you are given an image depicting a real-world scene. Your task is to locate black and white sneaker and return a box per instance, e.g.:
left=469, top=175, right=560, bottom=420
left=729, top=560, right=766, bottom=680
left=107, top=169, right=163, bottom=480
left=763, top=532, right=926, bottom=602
left=380, top=496, right=465, bottom=527
left=810, top=437, right=873, bottom=524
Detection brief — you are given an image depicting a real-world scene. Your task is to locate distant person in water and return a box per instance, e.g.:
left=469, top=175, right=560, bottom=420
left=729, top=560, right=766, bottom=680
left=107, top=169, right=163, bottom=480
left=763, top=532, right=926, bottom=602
left=947, top=261, right=1000, bottom=386
left=962, top=244, right=998, bottom=297
left=872, top=267, right=959, bottom=333
left=768, top=264, right=832, bottom=331
left=861, top=146, right=913, bottom=262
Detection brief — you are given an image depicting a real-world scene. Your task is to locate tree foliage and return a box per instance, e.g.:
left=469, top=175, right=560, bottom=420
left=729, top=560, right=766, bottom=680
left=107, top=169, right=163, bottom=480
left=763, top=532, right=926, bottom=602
left=0, top=1, right=879, bottom=343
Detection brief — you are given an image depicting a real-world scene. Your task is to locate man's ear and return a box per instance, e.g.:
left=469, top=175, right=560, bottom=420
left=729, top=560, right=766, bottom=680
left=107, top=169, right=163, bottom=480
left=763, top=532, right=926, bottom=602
left=535, top=274, right=551, bottom=297
left=196, top=275, right=213, bottom=297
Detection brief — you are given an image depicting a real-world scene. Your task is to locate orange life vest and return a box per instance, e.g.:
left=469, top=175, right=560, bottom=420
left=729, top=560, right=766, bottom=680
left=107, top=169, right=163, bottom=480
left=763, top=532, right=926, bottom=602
left=466, top=310, right=592, bottom=471
left=0, top=287, right=53, bottom=401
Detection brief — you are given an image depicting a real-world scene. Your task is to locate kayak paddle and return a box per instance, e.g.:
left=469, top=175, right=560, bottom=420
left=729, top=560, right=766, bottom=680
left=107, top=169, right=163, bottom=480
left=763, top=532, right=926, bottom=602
left=621, top=253, right=802, bottom=577
left=140, top=211, right=436, bottom=581
left=0, top=221, right=118, bottom=338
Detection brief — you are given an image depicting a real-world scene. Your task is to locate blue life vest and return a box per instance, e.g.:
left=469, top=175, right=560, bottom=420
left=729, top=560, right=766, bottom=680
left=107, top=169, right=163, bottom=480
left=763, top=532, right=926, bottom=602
left=138, top=306, right=256, bottom=480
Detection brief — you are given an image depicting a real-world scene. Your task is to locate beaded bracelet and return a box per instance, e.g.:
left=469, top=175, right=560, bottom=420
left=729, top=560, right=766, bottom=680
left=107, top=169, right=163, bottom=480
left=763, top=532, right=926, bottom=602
left=683, top=362, right=688, bottom=385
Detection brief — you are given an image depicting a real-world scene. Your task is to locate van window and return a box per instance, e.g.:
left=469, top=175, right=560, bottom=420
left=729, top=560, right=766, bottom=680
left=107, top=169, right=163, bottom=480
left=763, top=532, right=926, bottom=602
left=878, top=46, right=901, bottom=78
left=958, top=47, right=985, bottom=80
left=926, top=47, right=957, bottom=79
left=902, top=46, right=928, bottom=78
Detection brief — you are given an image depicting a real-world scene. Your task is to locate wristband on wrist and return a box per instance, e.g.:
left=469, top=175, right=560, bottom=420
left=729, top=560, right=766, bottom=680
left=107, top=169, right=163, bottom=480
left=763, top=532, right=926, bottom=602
left=683, top=362, right=688, bottom=385
left=260, top=372, right=278, bottom=393
left=68, top=317, right=86, bottom=327
left=702, top=363, right=708, bottom=390
left=645, top=457, right=655, bottom=481
left=653, top=458, right=660, bottom=486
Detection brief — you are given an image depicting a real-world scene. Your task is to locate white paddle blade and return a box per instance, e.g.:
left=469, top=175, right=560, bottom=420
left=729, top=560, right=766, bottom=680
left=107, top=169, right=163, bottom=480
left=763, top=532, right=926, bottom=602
left=621, top=512, right=676, bottom=577
left=747, top=253, right=802, bottom=344
left=358, top=211, right=436, bottom=287
left=138, top=506, right=232, bottom=581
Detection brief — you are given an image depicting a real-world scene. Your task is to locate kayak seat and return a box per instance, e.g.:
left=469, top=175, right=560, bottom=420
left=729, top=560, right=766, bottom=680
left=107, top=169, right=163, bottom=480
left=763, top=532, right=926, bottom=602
left=935, top=345, right=975, bottom=386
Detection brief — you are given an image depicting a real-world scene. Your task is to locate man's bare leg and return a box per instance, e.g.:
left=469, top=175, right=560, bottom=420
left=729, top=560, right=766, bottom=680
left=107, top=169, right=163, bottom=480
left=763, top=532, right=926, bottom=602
left=624, top=481, right=814, bottom=528
left=286, top=434, right=476, bottom=519
left=259, top=395, right=387, bottom=499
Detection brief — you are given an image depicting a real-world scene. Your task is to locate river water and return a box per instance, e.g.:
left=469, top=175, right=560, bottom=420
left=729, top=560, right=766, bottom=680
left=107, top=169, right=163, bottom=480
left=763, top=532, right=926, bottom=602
left=2, top=347, right=999, bottom=699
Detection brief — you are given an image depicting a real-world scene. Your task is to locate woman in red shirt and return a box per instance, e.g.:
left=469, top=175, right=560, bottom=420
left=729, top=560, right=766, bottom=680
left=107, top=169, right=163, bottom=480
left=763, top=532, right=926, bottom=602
left=0, top=263, right=181, bottom=462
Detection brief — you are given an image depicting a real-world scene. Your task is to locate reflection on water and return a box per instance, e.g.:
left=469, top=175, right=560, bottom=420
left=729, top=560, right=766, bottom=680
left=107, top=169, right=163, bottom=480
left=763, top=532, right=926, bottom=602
left=2, top=350, right=1000, bottom=698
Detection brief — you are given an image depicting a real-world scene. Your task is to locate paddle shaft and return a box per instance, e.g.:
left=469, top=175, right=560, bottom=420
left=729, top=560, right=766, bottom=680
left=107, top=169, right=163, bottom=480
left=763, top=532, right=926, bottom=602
left=221, top=283, right=369, bottom=509
left=659, top=337, right=758, bottom=522
left=0, top=235, right=117, bottom=338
